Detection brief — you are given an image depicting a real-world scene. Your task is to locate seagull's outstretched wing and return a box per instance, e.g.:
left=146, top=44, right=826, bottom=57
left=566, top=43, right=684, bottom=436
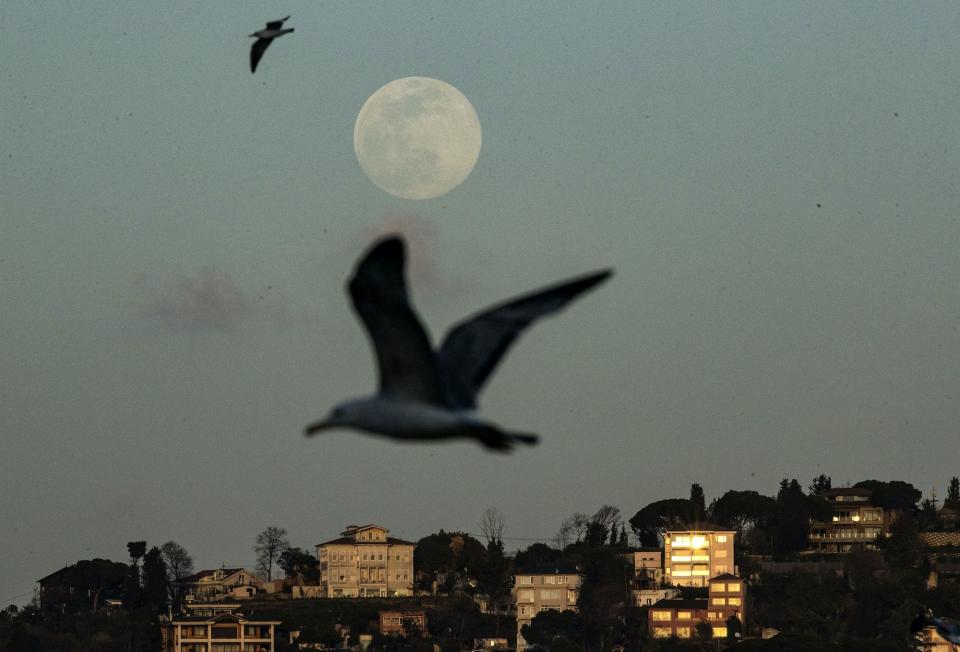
left=348, top=236, right=447, bottom=406
left=250, top=39, right=272, bottom=73
left=438, top=269, right=612, bottom=409
left=266, top=16, right=291, bottom=30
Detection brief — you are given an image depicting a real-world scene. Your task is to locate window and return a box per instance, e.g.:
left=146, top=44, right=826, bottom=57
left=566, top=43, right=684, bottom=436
left=653, top=628, right=672, bottom=638
left=676, top=627, right=690, bottom=638
left=713, top=626, right=727, bottom=638
left=676, top=611, right=692, bottom=620
left=711, top=598, right=726, bottom=606
left=727, top=597, right=741, bottom=606
left=710, top=583, right=725, bottom=592
left=540, top=589, right=560, bottom=600
left=714, top=549, right=727, bottom=558
left=671, top=554, right=691, bottom=562
left=651, top=611, right=672, bottom=621
left=544, top=575, right=556, bottom=584
left=715, top=535, right=727, bottom=543
left=518, top=590, right=534, bottom=603
left=714, top=565, right=728, bottom=574
left=726, top=583, right=740, bottom=592
left=672, top=536, right=690, bottom=547
left=538, top=606, right=553, bottom=612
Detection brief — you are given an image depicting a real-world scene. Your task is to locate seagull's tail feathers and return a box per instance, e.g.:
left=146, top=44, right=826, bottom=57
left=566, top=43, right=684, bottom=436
left=467, top=423, right=539, bottom=452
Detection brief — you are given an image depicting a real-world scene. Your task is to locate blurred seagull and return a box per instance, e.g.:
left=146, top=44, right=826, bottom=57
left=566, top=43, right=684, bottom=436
left=249, top=15, right=293, bottom=73
left=305, top=235, right=612, bottom=451
left=911, top=609, right=960, bottom=644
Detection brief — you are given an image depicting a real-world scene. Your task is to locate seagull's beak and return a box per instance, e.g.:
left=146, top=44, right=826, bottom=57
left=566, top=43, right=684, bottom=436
left=304, top=420, right=334, bottom=436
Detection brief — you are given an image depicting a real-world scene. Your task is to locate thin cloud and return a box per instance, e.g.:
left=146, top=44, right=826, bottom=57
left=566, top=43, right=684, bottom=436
left=138, top=267, right=287, bottom=334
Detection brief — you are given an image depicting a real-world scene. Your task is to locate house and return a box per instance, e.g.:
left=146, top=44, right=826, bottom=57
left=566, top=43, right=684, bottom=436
left=632, top=585, right=680, bottom=607
left=663, top=526, right=736, bottom=587
left=379, top=610, right=428, bottom=636
left=316, top=524, right=415, bottom=597
left=648, top=574, right=746, bottom=640
left=514, top=566, right=581, bottom=652
left=180, top=567, right=256, bottom=602
left=807, top=487, right=894, bottom=554
left=472, top=638, right=509, bottom=652
left=161, top=602, right=280, bottom=652
left=37, top=559, right=127, bottom=611
left=626, top=548, right=663, bottom=584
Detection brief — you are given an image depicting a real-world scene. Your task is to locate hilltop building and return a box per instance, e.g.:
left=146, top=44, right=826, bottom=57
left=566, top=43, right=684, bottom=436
left=807, top=488, right=893, bottom=554
left=648, top=574, right=745, bottom=640
left=316, top=524, right=415, bottom=597
left=161, top=602, right=280, bottom=652
left=514, top=567, right=581, bottom=652
left=663, top=526, right=736, bottom=587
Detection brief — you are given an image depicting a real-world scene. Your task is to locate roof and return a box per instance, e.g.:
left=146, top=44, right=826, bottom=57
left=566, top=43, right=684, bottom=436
left=650, top=598, right=708, bottom=610
left=317, top=535, right=415, bottom=547
left=825, top=487, right=872, bottom=497
left=709, top=573, right=743, bottom=582
left=514, top=566, right=580, bottom=576
left=170, top=612, right=281, bottom=625
left=181, top=568, right=248, bottom=583
left=665, top=523, right=734, bottom=534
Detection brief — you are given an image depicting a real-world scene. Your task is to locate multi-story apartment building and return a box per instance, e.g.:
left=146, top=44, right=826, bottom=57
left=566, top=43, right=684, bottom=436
left=316, top=524, right=415, bottom=598
left=162, top=602, right=280, bottom=652
left=628, top=549, right=663, bottom=585
left=663, top=526, right=735, bottom=587
left=807, top=488, right=892, bottom=554
left=648, top=574, right=745, bottom=640
left=514, top=567, right=581, bottom=652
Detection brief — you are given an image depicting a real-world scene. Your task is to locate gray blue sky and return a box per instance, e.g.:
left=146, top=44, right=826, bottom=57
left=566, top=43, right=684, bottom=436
left=3, top=2, right=960, bottom=605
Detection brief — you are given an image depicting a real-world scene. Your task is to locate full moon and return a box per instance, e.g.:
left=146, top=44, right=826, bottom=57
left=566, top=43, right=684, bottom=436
left=354, top=77, right=482, bottom=200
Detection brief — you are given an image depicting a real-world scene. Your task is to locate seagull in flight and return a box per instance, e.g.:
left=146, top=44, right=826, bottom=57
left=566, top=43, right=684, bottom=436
left=249, top=16, right=294, bottom=73
left=305, top=235, right=612, bottom=451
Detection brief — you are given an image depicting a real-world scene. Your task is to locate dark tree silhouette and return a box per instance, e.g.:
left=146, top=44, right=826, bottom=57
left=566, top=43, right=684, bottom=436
left=254, top=527, right=290, bottom=581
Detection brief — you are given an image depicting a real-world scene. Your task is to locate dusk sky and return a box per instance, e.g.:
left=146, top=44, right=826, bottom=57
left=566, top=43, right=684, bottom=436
left=3, top=2, right=960, bottom=606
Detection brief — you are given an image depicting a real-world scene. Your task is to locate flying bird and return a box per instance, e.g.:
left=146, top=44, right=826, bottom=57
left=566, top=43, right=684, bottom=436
left=249, top=16, right=294, bottom=73
left=305, top=235, right=612, bottom=451
left=912, top=610, right=960, bottom=644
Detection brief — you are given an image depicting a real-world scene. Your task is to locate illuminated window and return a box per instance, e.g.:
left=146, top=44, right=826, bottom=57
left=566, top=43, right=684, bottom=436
left=726, top=583, right=740, bottom=592
left=653, top=628, right=672, bottom=638
left=713, top=626, right=727, bottom=638
left=710, top=583, right=725, bottom=592
left=672, top=536, right=691, bottom=547
left=671, top=555, right=691, bottom=562
left=711, top=598, right=726, bottom=606
left=677, top=611, right=692, bottom=620
left=715, top=535, right=727, bottom=543
left=651, top=611, right=672, bottom=621
left=691, top=536, right=708, bottom=548
left=676, top=627, right=690, bottom=638
left=728, top=597, right=741, bottom=606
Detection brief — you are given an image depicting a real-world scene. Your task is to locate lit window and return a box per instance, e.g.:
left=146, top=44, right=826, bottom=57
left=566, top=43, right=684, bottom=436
left=651, top=611, right=672, bottom=621
left=653, top=628, right=672, bottom=638
left=713, top=626, right=727, bottom=638
left=726, top=583, right=740, bottom=592
left=676, top=627, right=690, bottom=638
left=727, top=597, right=741, bottom=606
left=691, top=536, right=708, bottom=548
left=710, top=583, right=725, bottom=592
left=677, top=612, right=692, bottom=620
left=715, top=535, right=727, bottom=543
left=671, top=555, right=691, bottom=562
left=711, top=598, right=726, bottom=606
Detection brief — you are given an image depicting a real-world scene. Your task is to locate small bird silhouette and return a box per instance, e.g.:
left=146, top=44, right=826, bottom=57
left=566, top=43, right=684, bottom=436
left=249, top=16, right=294, bottom=73
left=305, top=235, right=612, bottom=451
left=912, top=609, right=960, bottom=644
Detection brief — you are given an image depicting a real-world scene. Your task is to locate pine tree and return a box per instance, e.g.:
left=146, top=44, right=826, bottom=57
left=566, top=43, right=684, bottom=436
left=946, top=476, right=960, bottom=509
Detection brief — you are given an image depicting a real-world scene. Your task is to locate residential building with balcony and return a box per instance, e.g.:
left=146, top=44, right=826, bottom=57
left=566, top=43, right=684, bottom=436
left=663, top=526, right=735, bottom=587
left=648, top=574, right=745, bottom=640
left=180, top=568, right=256, bottom=602
left=316, top=524, right=415, bottom=598
left=161, top=602, right=280, bottom=652
left=626, top=549, right=663, bottom=585
left=807, top=488, right=892, bottom=554
left=514, top=567, right=581, bottom=652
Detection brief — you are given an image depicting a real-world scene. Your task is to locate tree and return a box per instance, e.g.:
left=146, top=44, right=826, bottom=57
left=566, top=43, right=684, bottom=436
left=254, top=527, right=290, bottom=581
left=124, top=541, right=147, bottom=610
left=695, top=620, right=713, bottom=641
left=142, top=547, right=169, bottom=614
left=159, top=541, right=193, bottom=604
left=557, top=513, right=592, bottom=546
left=853, top=480, right=921, bottom=511
left=514, top=543, right=563, bottom=572
left=710, top=490, right=778, bottom=540
left=628, top=498, right=690, bottom=547
left=883, top=511, right=922, bottom=570
left=520, top=609, right=590, bottom=649
left=809, top=474, right=832, bottom=496
left=946, top=477, right=960, bottom=509
left=479, top=508, right=505, bottom=546
left=279, top=547, right=320, bottom=585
left=725, top=614, right=742, bottom=642
left=689, top=484, right=706, bottom=523
left=773, top=480, right=831, bottom=559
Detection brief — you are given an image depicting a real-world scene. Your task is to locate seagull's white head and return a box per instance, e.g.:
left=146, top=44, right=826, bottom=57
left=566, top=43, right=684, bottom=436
left=304, top=398, right=371, bottom=436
